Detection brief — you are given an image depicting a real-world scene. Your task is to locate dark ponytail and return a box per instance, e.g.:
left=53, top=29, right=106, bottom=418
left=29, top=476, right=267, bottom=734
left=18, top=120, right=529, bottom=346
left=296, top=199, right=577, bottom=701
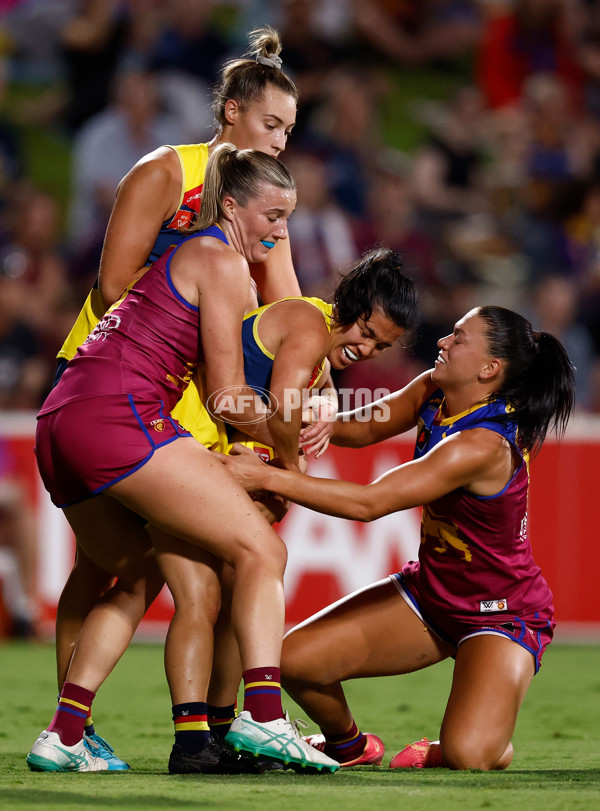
left=478, top=306, right=575, bottom=455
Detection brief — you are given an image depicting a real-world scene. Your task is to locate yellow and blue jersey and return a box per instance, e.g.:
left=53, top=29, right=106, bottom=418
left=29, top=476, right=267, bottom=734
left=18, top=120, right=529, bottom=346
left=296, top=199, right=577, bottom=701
left=242, top=296, right=333, bottom=398
left=179, top=297, right=334, bottom=456
left=57, top=143, right=210, bottom=363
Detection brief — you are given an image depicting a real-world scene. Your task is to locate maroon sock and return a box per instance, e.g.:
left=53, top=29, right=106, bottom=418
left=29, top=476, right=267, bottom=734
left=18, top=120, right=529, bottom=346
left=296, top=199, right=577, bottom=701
left=242, top=667, right=283, bottom=722
left=47, top=682, right=95, bottom=746
left=323, top=720, right=366, bottom=762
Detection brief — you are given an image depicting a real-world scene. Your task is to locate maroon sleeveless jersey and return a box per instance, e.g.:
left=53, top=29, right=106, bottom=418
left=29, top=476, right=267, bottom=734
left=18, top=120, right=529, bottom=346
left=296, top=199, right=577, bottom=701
left=401, top=391, right=554, bottom=636
left=40, top=226, right=228, bottom=416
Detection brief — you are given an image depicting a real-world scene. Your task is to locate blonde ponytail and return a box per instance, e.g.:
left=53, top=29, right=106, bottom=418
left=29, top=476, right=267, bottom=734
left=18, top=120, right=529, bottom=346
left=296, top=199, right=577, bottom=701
left=188, top=143, right=295, bottom=234
left=212, top=26, right=298, bottom=130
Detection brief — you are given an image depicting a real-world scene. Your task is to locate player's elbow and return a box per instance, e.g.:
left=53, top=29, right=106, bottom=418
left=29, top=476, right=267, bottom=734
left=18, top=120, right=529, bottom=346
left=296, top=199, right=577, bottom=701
left=353, top=505, right=374, bottom=522
left=352, top=493, right=381, bottom=522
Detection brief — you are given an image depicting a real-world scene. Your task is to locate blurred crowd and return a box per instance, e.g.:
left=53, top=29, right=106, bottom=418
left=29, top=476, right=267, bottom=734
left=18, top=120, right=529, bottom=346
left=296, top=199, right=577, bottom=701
left=1, top=0, right=600, bottom=411
left=1, top=0, right=600, bottom=634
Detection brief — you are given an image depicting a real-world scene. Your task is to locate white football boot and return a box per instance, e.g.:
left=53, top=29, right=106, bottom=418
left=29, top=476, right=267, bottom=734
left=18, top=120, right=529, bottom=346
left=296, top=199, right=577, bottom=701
left=225, top=711, right=339, bottom=773
left=27, top=730, right=109, bottom=772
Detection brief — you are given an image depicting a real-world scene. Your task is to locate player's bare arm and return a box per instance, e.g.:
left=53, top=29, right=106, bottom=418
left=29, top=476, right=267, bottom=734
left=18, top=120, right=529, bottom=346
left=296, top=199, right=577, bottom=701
left=191, top=241, right=274, bottom=445
left=298, top=360, right=338, bottom=458
left=98, top=148, right=183, bottom=308
left=332, top=371, right=438, bottom=449
left=263, top=301, right=331, bottom=469
left=224, top=424, right=512, bottom=522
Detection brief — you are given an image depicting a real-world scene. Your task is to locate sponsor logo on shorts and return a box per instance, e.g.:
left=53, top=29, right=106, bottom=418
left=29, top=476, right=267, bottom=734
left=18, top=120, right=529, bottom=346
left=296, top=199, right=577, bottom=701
left=151, top=419, right=165, bottom=432
left=480, top=599, right=508, bottom=613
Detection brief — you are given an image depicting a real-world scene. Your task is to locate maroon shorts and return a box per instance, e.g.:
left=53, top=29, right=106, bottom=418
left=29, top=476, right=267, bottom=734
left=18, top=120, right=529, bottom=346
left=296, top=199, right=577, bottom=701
left=36, top=394, right=192, bottom=507
left=390, top=572, right=555, bottom=673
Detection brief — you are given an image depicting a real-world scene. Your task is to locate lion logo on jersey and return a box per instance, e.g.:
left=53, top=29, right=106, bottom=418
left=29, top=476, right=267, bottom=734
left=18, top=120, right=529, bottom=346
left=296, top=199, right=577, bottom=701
left=421, top=505, right=472, bottom=563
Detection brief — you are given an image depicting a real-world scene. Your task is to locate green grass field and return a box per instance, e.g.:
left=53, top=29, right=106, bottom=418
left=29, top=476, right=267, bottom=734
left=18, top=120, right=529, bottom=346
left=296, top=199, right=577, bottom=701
left=1, top=642, right=599, bottom=810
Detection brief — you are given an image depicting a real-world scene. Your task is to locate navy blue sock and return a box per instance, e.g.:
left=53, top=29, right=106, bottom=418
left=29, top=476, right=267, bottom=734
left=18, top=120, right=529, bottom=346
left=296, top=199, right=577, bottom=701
left=207, top=703, right=236, bottom=739
left=172, top=702, right=211, bottom=753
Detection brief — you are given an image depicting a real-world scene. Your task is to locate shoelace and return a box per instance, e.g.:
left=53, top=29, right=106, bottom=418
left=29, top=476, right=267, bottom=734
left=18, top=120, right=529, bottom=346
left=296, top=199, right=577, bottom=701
left=85, top=735, right=115, bottom=755
left=283, top=711, right=310, bottom=739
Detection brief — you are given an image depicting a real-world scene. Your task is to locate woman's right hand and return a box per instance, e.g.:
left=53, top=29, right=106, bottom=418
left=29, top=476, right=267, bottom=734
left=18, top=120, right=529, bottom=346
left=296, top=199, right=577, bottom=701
left=219, top=443, right=271, bottom=494
left=299, top=394, right=338, bottom=458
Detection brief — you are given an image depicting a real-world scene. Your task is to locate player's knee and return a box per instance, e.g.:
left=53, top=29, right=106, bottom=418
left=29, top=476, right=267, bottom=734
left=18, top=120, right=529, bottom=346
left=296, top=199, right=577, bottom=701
left=442, top=736, right=512, bottom=771
left=171, top=585, right=221, bottom=626
left=235, top=534, right=287, bottom=577
left=256, top=540, right=287, bottom=577
left=281, top=628, right=314, bottom=685
left=167, top=569, right=222, bottom=625
left=495, top=741, right=513, bottom=770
